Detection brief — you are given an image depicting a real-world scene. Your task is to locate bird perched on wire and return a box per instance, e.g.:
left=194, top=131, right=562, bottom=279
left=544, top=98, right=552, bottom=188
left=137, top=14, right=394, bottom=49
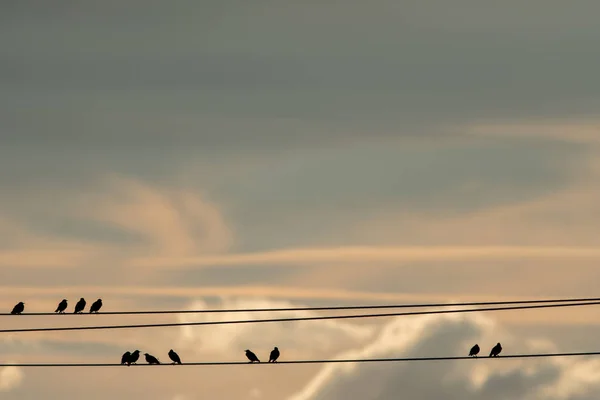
left=168, top=349, right=182, bottom=365
left=129, top=350, right=141, bottom=365
left=245, top=349, right=260, bottom=363
left=269, top=347, right=280, bottom=363
left=89, top=299, right=103, bottom=313
left=11, top=302, right=25, bottom=315
left=469, top=344, right=480, bottom=357
left=489, top=343, right=502, bottom=357
left=74, top=298, right=86, bottom=313
left=55, top=299, right=68, bottom=313
left=121, top=351, right=131, bottom=366
left=145, top=353, right=160, bottom=365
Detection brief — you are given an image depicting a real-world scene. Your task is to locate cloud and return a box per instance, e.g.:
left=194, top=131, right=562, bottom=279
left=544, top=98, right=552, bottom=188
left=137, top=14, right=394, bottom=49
left=0, top=249, right=90, bottom=268
left=287, top=313, right=600, bottom=400
left=128, top=245, right=600, bottom=269
left=176, top=298, right=375, bottom=359
left=81, top=175, right=233, bottom=257
left=467, top=119, right=600, bottom=144
left=0, top=211, right=110, bottom=268
left=0, top=366, right=23, bottom=392
left=0, top=175, right=233, bottom=269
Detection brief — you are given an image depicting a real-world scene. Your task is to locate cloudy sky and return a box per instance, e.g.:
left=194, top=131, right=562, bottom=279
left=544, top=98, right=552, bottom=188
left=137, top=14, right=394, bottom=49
left=2, top=1, right=600, bottom=398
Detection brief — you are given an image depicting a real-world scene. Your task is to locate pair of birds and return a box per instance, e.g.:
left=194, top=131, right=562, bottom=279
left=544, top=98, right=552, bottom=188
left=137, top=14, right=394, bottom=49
left=121, top=349, right=182, bottom=366
left=245, top=347, right=280, bottom=363
left=468, top=343, right=502, bottom=358
left=55, top=298, right=102, bottom=314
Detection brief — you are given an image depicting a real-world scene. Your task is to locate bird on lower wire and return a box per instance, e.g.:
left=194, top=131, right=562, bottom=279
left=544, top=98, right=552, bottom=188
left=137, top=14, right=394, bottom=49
left=11, top=302, right=25, bottom=315
left=269, top=347, right=280, bottom=363
left=129, top=350, right=141, bottom=365
left=489, top=343, right=502, bottom=357
left=145, top=353, right=160, bottom=365
left=89, top=299, right=102, bottom=313
left=121, top=351, right=131, bottom=366
left=55, top=299, right=68, bottom=313
left=168, top=349, right=182, bottom=365
left=469, top=344, right=480, bottom=357
left=74, top=298, right=86, bottom=313
left=245, top=349, right=260, bottom=363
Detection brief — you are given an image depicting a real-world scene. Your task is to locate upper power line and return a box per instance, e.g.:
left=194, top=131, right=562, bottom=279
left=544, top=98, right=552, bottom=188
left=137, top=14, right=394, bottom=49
left=4, top=296, right=600, bottom=316
left=2, top=300, right=599, bottom=334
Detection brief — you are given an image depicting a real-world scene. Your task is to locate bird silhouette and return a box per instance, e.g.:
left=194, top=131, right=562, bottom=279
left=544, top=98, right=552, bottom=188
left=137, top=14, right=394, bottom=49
left=489, top=343, right=502, bottom=357
left=74, top=298, right=86, bottom=313
left=168, top=349, right=182, bottom=365
left=469, top=344, right=480, bottom=357
left=11, top=302, right=25, bottom=315
left=245, top=349, right=260, bottom=363
left=89, top=299, right=102, bottom=313
left=55, top=299, right=68, bottom=313
left=144, top=353, right=160, bottom=365
left=269, top=347, right=280, bottom=363
left=129, top=350, right=141, bottom=364
left=121, top=351, right=131, bottom=366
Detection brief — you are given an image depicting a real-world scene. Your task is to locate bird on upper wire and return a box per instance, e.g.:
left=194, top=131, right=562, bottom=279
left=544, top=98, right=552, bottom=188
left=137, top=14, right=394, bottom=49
left=89, top=299, right=102, bottom=313
left=11, top=302, right=24, bottom=315
left=55, top=299, right=68, bottom=313
left=74, top=298, right=86, bottom=313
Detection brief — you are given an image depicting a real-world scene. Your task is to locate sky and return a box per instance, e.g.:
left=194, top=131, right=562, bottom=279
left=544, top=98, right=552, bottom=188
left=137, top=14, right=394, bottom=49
left=1, top=1, right=600, bottom=398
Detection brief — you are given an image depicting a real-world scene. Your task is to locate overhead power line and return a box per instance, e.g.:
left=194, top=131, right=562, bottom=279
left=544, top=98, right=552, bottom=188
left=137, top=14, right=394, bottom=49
left=2, top=300, right=599, bottom=334
left=3, top=296, right=600, bottom=316
left=2, top=351, right=600, bottom=367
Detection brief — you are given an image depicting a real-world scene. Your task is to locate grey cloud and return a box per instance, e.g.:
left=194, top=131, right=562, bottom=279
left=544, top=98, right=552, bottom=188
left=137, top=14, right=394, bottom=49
left=2, top=1, right=600, bottom=151
left=218, top=136, right=587, bottom=250
left=289, top=314, right=600, bottom=400
left=0, top=136, right=588, bottom=255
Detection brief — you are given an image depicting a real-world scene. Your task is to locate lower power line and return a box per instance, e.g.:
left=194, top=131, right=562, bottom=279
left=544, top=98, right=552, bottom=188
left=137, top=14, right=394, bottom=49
left=2, top=352, right=600, bottom=367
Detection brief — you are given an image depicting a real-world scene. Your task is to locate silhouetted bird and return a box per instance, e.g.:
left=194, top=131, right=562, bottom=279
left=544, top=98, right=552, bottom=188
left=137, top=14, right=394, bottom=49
left=469, top=344, right=480, bottom=357
left=55, top=299, right=68, bottom=313
left=245, top=349, right=260, bottom=363
left=74, top=298, right=86, bottom=313
left=129, top=350, right=141, bottom=364
left=489, top=343, right=502, bottom=357
left=269, top=347, right=280, bottom=363
left=11, top=302, right=24, bottom=315
left=121, top=351, right=131, bottom=366
left=89, top=299, right=102, bottom=313
left=168, top=349, right=182, bottom=365
left=144, top=353, right=160, bottom=365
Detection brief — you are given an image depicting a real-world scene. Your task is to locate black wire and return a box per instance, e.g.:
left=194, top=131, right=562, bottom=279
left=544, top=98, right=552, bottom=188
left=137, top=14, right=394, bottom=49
left=2, top=301, right=599, bottom=334
left=2, top=352, right=600, bottom=367
left=4, top=296, right=600, bottom=316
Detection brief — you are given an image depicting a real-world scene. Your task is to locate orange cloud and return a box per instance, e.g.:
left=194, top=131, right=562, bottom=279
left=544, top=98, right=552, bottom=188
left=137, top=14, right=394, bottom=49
left=78, top=175, right=233, bottom=257
left=466, top=119, right=600, bottom=144
left=126, top=245, right=600, bottom=269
